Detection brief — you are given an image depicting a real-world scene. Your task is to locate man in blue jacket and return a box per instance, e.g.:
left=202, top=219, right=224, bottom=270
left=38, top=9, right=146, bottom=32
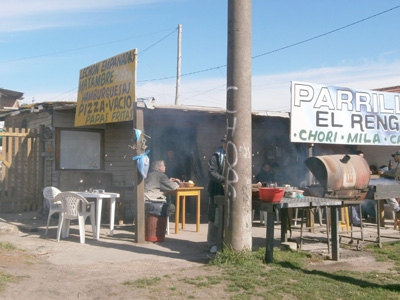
left=207, top=135, right=227, bottom=254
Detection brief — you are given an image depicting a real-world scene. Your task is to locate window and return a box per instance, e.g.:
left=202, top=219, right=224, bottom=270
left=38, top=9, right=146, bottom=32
left=56, top=129, right=103, bottom=170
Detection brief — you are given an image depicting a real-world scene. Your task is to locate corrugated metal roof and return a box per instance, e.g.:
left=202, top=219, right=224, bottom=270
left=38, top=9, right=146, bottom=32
left=0, top=101, right=290, bottom=119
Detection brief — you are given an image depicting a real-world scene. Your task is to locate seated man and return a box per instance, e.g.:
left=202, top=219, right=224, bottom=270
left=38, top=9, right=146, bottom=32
left=255, top=162, right=272, bottom=185
left=144, top=160, right=182, bottom=216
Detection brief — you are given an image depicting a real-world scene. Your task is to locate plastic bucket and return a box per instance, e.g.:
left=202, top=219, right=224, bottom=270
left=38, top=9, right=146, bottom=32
left=259, top=187, right=284, bottom=202
left=145, top=213, right=167, bottom=242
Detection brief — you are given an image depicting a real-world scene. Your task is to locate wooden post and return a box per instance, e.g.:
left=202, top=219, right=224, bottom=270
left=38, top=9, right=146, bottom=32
left=38, top=126, right=45, bottom=208
left=306, top=144, right=315, bottom=232
left=134, top=103, right=145, bottom=243
left=175, top=24, right=182, bottom=105
left=330, top=205, right=340, bottom=261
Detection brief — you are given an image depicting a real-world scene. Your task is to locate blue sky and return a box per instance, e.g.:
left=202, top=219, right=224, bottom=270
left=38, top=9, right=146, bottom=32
left=1, top=0, right=400, bottom=111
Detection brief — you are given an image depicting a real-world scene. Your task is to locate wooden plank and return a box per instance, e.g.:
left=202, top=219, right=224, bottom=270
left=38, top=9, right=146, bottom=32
left=0, top=128, right=41, bottom=212
left=14, top=128, right=21, bottom=204
left=1, top=133, right=8, bottom=199
left=7, top=128, right=14, bottom=203
left=37, top=126, right=44, bottom=205
left=20, top=128, right=26, bottom=201
left=26, top=129, right=33, bottom=203
left=0, top=131, right=36, bottom=137
left=134, top=104, right=145, bottom=243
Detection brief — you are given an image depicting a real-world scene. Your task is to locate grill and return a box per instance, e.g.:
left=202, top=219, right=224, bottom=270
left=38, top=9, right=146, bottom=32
left=367, top=177, right=400, bottom=199
left=304, top=154, right=370, bottom=201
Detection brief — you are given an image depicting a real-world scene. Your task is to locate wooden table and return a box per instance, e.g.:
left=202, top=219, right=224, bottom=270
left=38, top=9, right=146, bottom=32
left=165, top=187, right=204, bottom=234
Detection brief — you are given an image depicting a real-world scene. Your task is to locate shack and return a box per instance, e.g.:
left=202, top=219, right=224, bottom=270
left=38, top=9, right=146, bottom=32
left=0, top=100, right=316, bottom=218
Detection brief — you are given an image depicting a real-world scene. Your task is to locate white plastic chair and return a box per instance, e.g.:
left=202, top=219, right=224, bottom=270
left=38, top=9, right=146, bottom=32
left=43, top=186, right=62, bottom=235
left=145, top=193, right=170, bottom=235
left=56, top=192, right=96, bottom=244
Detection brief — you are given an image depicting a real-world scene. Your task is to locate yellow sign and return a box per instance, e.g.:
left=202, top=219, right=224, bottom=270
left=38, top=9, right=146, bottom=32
left=75, top=49, right=137, bottom=126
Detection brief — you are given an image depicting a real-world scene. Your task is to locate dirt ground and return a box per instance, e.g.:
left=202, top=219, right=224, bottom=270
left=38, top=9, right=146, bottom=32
left=0, top=211, right=399, bottom=299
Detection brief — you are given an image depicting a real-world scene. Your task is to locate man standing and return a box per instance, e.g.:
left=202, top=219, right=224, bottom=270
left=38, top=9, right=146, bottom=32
left=165, top=149, right=185, bottom=180
left=379, top=150, right=400, bottom=217
left=207, top=135, right=227, bottom=254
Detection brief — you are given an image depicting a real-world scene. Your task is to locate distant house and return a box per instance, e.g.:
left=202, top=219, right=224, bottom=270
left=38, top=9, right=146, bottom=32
left=0, top=88, right=23, bottom=109
left=374, top=85, right=400, bottom=93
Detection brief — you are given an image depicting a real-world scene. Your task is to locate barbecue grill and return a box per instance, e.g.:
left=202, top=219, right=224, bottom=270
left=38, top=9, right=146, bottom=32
left=305, top=154, right=400, bottom=247
left=304, top=154, right=370, bottom=201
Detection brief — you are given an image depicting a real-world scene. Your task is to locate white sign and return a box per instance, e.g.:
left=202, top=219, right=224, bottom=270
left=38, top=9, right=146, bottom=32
left=290, top=81, right=400, bottom=146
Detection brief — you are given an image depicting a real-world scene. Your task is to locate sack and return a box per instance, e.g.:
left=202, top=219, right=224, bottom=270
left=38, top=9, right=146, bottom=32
left=133, top=150, right=150, bottom=178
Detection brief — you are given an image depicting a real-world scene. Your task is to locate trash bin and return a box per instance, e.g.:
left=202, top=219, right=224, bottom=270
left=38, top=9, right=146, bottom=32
left=145, top=213, right=168, bottom=242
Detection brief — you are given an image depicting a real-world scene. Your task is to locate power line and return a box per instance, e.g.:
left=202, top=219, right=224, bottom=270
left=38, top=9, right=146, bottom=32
left=252, top=5, right=400, bottom=60
left=35, top=29, right=177, bottom=103
left=140, top=5, right=400, bottom=83
left=137, top=64, right=226, bottom=82
left=140, top=28, right=177, bottom=56
left=0, top=28, right=176, bottom=64
left=32, top=5, right=400, bottom=102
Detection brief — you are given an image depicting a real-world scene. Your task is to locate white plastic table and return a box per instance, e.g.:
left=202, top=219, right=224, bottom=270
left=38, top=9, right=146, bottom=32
left=77, top=192, right=120, bottom=240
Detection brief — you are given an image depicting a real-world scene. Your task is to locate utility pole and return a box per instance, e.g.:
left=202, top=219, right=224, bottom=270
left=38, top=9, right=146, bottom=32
left=175, top=24, right=182, bottom=105
left=224, top=0, right=252, bottom=251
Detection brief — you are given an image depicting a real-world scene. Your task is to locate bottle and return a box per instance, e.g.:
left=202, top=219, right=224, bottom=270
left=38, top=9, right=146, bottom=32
left=388, top=159, right=393, bottom=170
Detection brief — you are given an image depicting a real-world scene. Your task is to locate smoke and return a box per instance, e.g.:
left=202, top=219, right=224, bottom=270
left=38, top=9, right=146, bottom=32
left=369, top=177, right=400, bottom=186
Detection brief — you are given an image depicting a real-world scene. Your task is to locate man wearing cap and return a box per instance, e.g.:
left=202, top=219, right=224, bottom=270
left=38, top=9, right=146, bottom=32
left=207, top=134, right=227, bottom=254
left=380, top=150, right=400, bottom=180
left=378, top=151, right=400, bottom=217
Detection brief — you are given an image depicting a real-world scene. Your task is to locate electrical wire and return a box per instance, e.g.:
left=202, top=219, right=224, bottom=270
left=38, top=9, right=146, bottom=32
left=140, top=28, right=177, bottom=56
left=140, top=5, right=400, bottom=82
left=252, top=5, right=400, bottom=60
left=25, top=5, right=400, bottom=103
left=0, top=28, right=176, bottom=64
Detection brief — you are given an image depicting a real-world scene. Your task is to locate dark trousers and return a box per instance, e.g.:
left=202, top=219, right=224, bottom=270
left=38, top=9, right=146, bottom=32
left=145, top=201, right=175, bottom=216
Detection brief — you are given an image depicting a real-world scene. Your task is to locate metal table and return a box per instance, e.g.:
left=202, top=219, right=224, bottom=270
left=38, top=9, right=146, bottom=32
left=370, top=184, right=400, bottom=247
left=259, top=197, right=342, bottom=263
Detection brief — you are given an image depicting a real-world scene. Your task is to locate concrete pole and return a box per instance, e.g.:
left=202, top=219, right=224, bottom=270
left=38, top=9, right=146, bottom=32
left=175, top=24, right=182, bottom=105
left=224, top=0, right=252, bottom=251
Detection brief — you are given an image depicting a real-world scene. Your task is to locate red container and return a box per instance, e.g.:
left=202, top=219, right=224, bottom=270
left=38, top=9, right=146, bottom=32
left=145, top=213, right=167, bottom=242
left=259, top=188, right=284, bottom=202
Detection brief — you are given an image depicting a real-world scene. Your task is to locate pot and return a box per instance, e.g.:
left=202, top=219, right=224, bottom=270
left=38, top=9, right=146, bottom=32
left=284, top=191, right=297, bottom=198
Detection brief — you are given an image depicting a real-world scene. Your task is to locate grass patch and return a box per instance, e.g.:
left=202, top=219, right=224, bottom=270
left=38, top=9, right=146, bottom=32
left=365, top=241, right=400, bottom=272
left=123, top=276, right=161, bottom=288
left=0, top=242, right=17, bottom=251
left=207, top=245, right=400, bottom=300
left=122, top=243, right=400, bottom=300
left=0, top=271, right=17, bottom=292
left=0, top=241, right=36, bottom=296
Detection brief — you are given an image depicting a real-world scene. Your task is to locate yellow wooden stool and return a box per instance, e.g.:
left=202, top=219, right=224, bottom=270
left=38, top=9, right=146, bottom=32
left=394, top=199, right=400, bottom=230
left=339, top=207, right=350, bottom=232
